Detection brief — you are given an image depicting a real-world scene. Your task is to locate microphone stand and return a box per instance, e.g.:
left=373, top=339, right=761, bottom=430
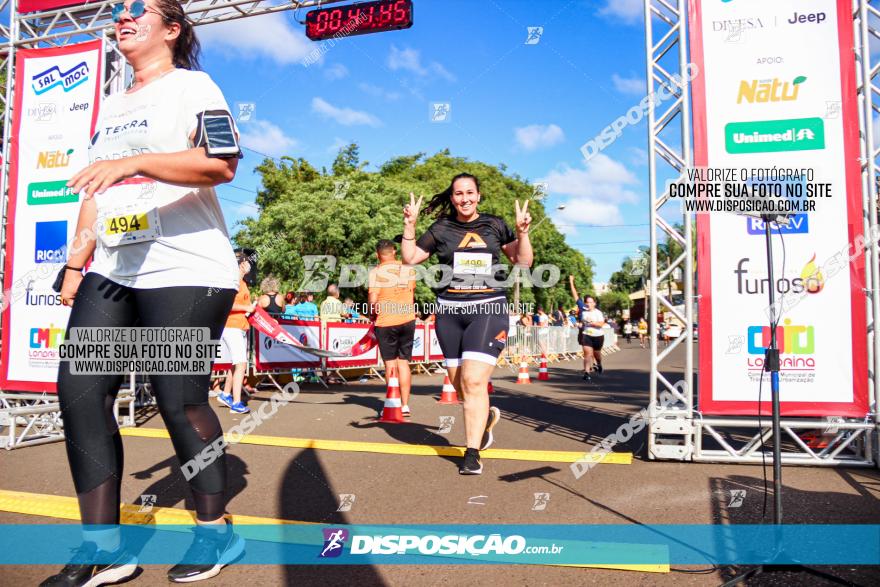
left=722, top=215, right=851, bottom=586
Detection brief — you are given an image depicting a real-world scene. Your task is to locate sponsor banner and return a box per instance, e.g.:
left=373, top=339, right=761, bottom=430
left=689, top=0, right=867, bottom=415
left=254, top=320, right=321, bottom=371
left=427, top=323, right=444, bottom=361
left=1, top=41, right=103, bottom=393
left=0, top=524, right=878, bottom=565
left=325, top=322, right=378, bottom=369
left=411, top=324, right=426, bottom=362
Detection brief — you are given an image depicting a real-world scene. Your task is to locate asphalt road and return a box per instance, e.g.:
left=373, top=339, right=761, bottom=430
left=2, top=342, right=879, bottom=586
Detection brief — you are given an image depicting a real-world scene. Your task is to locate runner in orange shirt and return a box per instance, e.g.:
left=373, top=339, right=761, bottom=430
left=369, top=240, right=417, bottom=416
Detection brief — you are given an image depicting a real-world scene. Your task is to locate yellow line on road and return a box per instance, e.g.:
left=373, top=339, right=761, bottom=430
left=120, top=427, right=632, bottom=465
left=0, top=489, right=666, bottom=573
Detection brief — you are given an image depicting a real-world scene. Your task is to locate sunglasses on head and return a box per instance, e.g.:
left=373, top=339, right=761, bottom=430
left=111, top=0, right=161, bottom=23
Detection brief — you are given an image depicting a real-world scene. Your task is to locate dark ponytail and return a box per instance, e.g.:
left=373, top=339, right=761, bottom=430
left=423, top=173, right=481, bottom=219
left=155, top=0, right=201, bottom=70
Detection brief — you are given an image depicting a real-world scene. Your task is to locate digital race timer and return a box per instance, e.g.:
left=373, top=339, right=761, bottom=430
left=305, top=0, right=413, bottom=41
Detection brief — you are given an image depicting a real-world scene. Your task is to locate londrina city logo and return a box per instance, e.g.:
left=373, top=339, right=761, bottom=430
left=725, top=117, right=825, bottom=154
left=746, top=320, right=816, bottom=371
left=31, top=62, right=89, bottom=95
left=320, top=528, right=349, bottom=558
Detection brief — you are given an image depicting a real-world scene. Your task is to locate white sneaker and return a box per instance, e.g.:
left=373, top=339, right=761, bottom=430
left=402, top=405, right=411, bottom=418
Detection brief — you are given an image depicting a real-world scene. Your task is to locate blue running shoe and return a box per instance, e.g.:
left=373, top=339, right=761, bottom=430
left=229, top=401, right=250, bottom=414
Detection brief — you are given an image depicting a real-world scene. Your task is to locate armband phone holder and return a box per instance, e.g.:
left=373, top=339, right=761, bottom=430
left=195, top=110, right=242, bottom=159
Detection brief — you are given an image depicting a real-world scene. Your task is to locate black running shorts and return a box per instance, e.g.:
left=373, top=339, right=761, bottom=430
left=435, top=296, right=509, bottom=367
left=376, top=320, right=416, bottom=361
left=579, top=332, right=605, bottom=351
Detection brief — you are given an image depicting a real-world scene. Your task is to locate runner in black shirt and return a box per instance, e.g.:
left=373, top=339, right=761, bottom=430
left=401, top=173, right=533, bottom=474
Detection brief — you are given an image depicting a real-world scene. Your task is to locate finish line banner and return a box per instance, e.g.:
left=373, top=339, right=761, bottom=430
left=0, top=524, right=879, bottom=566
left=0, top=40, right=102, bottom=393
left=689, top=0, right=868, bottom=416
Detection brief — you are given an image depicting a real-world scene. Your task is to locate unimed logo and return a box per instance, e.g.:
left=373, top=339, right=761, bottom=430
left=725, top=118, right=825, bottom=153
left=34, top=220, right=67, bottom=263
left=27, top=180, right=78, bottom=205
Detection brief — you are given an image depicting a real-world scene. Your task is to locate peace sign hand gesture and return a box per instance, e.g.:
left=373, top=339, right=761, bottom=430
left=515, top=199, right=532, bottom=234
left=404, top=192, right=423, bottom=228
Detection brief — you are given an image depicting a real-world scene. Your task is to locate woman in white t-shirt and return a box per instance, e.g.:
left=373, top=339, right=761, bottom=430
left=45, top=2, right=243, bottom=585
left=569, top=275, right=606, bottom=380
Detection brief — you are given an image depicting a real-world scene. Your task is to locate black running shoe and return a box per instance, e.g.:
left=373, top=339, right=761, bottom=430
left=459, top=448, right=483, bottom=475
left=596, top=363, right=604, bottom=374
left=40, top=542, right=137, bottom=587
left=167, top=520, right=244, bottom=583
left=479, top=406, right=501, bottom=450
left=582, top=371, right=591, bottom=381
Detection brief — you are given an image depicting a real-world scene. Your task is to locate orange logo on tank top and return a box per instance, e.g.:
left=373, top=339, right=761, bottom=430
left=494, top=330, right=507, bottom=342
left=458, top=232, right=487, bottom=248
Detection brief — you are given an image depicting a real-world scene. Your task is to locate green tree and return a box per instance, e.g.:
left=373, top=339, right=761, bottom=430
left=234, top=147, right=593, bottom=308
left=599, top=290, right=633, bottom=318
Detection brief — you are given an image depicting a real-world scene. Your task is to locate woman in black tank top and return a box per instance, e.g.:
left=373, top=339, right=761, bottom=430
left=259, top=276, right=286, bottom=315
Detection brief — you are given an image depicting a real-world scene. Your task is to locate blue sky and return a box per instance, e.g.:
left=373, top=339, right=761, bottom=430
left=198, top=0, right=650, bottom=282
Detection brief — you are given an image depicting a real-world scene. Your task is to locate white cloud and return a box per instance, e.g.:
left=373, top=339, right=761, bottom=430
left=429, top=62, right=457, bottom=82
left=198, top=13, right=313, bottom=65
left=612, top=73, right=645, bottom=95
left=311, top=97, right=382, bottom=127
left=553, top=199, right=624, bottom=228
left=327, top=137, right=350, bottom=154
left=324, top=63, right=349, bottom=81
left=239, top=120, right=299, bottom=157
left=388, top=45, right=456, bottom=82
left=598, top=0, right=643, bottom=25
left=539, top=154, right=641, bottom=230
left=629, top=147, right=648, bottom=166
left=514, top=124, right=565, bottom=151
left=358, top=83, right=401, bottom=101
left=388, top=45, right=424, bottom=73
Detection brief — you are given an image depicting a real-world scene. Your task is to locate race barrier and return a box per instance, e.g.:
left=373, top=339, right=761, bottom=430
left=0, top=315, right=608, bottom=449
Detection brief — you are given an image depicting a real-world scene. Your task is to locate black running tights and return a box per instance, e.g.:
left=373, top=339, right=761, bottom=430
left=57, top=273, right=235, bottom=524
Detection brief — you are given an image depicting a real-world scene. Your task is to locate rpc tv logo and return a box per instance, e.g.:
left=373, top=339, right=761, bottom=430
left=746, top=213, right=808, bottom=235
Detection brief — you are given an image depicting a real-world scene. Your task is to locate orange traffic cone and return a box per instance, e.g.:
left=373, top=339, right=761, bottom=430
left=516, top=359, right=531, bottom=384
left=538, top=354, right=549, bottom=381
left=379, top=368, right=405, bottom=423
left=438, top=374, right=459, bottom=404
left=487, top=380, right=494, bottom=394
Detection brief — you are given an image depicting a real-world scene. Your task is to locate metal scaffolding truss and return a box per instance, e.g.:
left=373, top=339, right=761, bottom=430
left=0, top=0, right=355, bottom=446
left=644, top=0, right=695, bottom=462
left=644, top=0, right=878, bottom=467
left=8, top=0, right=354, bottom=47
